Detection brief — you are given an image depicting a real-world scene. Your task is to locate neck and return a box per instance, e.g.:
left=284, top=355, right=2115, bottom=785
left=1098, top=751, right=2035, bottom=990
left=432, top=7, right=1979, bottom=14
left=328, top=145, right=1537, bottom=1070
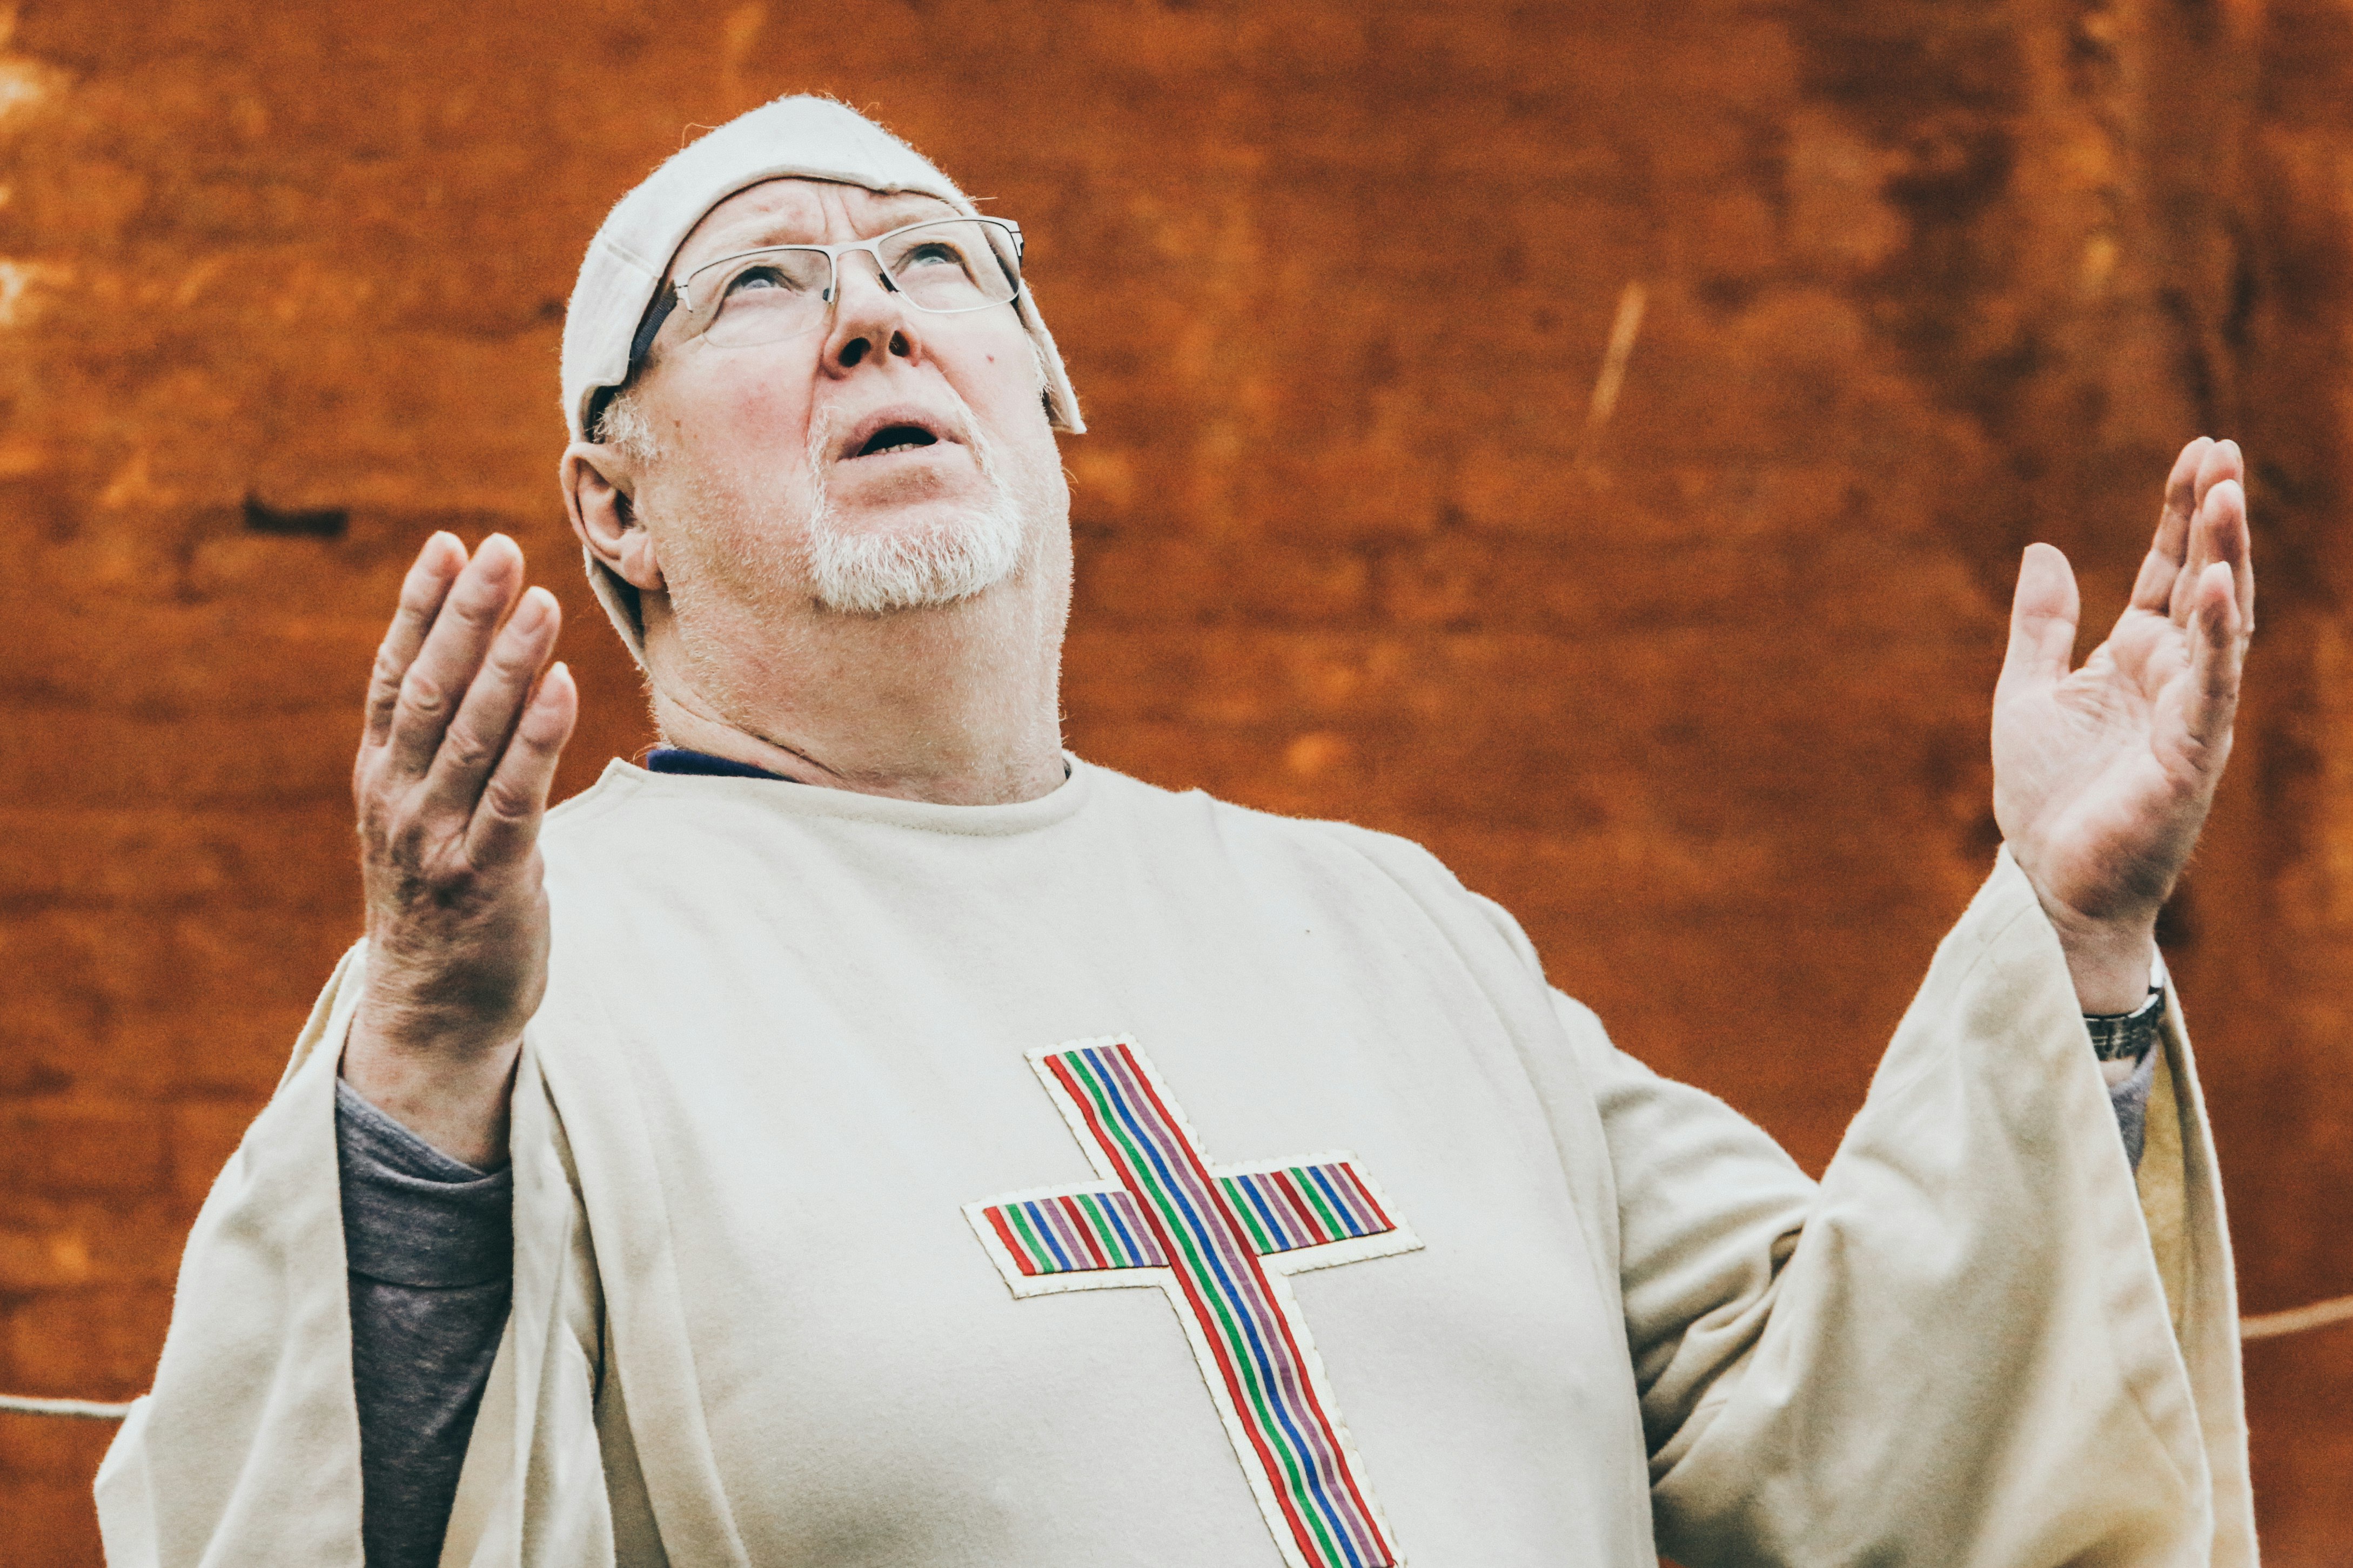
left=639, top=550, right=1070, bottom=807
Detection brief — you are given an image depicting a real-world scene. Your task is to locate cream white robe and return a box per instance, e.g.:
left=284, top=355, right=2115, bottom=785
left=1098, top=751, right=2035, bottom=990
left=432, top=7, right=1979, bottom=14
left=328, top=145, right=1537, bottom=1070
left=96, top=758, right=2255, bottom=1566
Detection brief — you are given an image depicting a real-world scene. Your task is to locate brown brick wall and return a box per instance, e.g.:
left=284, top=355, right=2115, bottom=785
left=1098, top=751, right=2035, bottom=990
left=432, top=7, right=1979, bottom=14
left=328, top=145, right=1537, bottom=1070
left=0, top=1, right=2347, bottom=1561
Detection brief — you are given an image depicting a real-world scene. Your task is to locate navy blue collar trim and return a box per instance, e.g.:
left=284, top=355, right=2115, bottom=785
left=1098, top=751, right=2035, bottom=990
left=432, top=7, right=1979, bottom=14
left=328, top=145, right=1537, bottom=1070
left=643, top=746, right=791, bottom=782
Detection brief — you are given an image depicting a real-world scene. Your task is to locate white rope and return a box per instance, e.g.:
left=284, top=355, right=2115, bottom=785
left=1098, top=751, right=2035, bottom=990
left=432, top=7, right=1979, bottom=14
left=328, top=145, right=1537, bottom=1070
left=2242, top=1292, right=2353, bottom=1342
left=0, top=1392, right=135, bottom=1419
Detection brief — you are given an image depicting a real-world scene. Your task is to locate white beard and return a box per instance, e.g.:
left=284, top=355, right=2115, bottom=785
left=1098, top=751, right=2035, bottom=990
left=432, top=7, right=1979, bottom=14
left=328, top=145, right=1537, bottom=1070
left=798, top=410, right=1028, bottom=617
left=642, top=396, right=1044, bottom=728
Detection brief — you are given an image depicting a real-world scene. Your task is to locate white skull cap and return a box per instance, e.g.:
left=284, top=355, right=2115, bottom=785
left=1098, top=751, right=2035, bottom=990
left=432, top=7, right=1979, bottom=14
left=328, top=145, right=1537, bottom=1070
left=560, top=95, right=1084, bottom=663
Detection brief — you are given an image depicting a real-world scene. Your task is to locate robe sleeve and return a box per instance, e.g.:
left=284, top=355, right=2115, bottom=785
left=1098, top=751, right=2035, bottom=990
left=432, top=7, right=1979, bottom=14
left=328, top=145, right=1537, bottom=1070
left=92, top=946, right=624, bottom=1568
left=1559, top=849, right=2255, bottom=1566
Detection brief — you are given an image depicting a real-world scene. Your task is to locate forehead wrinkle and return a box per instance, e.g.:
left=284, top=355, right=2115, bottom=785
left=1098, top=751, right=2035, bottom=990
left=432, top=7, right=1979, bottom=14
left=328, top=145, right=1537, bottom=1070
left=674, top=183, right=961, bottom=279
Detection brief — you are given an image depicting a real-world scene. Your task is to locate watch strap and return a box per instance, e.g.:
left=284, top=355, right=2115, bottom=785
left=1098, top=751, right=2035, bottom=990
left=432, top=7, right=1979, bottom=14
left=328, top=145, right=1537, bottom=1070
left=2083, top=985, right=2166, bottom=1063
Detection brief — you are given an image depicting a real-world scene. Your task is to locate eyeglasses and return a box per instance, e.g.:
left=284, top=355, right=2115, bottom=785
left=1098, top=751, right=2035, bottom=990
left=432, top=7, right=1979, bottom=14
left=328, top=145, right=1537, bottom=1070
left=631, top=216, right=1027, bottom=364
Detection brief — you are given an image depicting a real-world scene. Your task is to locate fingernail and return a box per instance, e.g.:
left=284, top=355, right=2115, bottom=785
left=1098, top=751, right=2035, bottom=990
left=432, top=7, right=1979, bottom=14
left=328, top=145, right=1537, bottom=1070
left=513, top=588, right=552, bottom=629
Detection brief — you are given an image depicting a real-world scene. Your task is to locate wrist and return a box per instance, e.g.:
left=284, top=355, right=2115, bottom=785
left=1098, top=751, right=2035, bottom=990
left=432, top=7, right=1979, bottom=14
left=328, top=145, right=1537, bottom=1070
left=343, top=1008, right=522, bottom=1170
left=2047, top=914, right=2160, bottom=1015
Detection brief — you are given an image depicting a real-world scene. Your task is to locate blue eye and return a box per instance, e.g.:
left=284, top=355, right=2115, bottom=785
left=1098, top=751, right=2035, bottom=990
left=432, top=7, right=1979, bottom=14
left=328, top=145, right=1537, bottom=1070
left=727, top=265, right=797, bottom=297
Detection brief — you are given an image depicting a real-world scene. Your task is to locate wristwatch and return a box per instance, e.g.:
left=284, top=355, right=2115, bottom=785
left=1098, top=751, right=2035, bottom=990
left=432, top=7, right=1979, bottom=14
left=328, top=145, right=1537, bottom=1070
left=2083, top=984, right=2167, bottom=1063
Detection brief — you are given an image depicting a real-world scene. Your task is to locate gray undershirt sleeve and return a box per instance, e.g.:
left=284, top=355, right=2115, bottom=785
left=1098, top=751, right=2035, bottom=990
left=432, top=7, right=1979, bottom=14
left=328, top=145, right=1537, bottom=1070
left=2107, top=1044, right=2160, bottom=1170
left=336, top=1077, right=513, bottom=1568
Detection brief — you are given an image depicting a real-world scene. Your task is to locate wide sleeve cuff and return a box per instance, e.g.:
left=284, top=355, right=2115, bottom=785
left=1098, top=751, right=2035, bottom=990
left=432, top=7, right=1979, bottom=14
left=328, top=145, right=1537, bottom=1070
left=1651, top=848, right=2255, bottom=1567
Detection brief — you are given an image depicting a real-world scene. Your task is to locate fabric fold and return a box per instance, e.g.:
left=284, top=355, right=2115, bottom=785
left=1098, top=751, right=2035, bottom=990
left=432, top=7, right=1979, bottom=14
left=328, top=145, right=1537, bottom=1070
left=95, top=946, right=373, bottom=1568
left=97, top=768, right=2254, bottom=1568
left=1643, top=848, right=2253, bottom=1566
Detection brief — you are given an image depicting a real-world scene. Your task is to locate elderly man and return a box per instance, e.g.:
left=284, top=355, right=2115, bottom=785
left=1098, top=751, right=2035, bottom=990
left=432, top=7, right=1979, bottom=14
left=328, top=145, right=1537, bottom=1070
left=99, top=97, right=2256, bottom=1567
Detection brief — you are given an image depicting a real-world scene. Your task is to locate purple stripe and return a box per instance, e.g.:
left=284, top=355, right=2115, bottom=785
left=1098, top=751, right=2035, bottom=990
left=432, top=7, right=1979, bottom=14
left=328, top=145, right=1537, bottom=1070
left=1031, top=1197, right=1094, bottom=1271
left=1083, top=1048, right=1374, bottom=1559
left=1329, top=1164, right=1393, bottom=1232
left=1083, top=1047, right=1380, bottom=1560
left=1275, top=1169, right=1336, bottom=1246
left=1304, top=1165, right=1372, bottom=1237
left=1075, top=1193, right=1132, bottom=1267
left=1105, top=1192, right=1167, bottom=1266
left=1240, top=1174, right=1300, bottom=1249
left=1083, top=1191, right=1148, bottom=1268
left=1019, top=1201, right=1078, bottom=1271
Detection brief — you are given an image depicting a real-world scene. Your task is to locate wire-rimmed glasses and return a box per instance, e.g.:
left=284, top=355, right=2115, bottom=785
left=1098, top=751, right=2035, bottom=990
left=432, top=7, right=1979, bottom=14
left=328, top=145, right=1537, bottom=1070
left=652, top=216, right=1027, bottom=356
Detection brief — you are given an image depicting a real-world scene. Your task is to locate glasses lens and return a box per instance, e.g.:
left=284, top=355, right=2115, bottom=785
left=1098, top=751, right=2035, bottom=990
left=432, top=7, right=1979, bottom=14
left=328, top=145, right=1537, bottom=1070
left=879, top=220, right=1019, bottom=313
left=696, top=249, right=833, bottom=348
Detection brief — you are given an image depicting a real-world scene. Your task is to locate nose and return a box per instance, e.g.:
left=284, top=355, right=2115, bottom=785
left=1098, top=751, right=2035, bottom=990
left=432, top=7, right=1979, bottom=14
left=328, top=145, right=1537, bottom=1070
left=822, top=249, right=921, bottom=375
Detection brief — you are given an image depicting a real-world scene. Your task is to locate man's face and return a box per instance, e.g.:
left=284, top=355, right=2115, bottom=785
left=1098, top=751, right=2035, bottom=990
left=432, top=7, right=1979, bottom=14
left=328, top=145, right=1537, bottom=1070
left=618, top=178, right=1067, bottom=625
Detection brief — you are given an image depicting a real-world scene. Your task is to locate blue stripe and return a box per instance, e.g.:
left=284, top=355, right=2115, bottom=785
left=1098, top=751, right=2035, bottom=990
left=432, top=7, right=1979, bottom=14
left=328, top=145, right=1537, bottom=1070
left=1082, top=1195, right=1136, bottom=1267
left=1242, top=1174, right=1299, bottom=1250
left=1322, top=1165, right=1383, bottom=1236
left=1082, top=1049, right=1369, bottom=1566
left=1022, top=1200, right=1077, bottom=1272
left=1047, top=1198, right=1099, bottom=1269
left=1098, top=1191, right=1151, bottom=1267
left=1103, top=1194, right=1152, bottom=1267
left=1305, top=1166, right=1367, bottom=1238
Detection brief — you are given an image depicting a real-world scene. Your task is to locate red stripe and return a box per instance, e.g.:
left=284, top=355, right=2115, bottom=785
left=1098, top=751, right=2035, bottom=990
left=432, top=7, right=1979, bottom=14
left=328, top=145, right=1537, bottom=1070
left=984, top=1206, right=1041, bottom=1277
left=1056, top=1195, right=1113, bottom=1270
left=1272, top=1169, right=1332, bottom=1246
left=1046, top=1053, right=1330, bottom=1568
left=1331, top=1163, right=1392, bottom=1231
left=1109, top=1044, right=1391, bottom=1559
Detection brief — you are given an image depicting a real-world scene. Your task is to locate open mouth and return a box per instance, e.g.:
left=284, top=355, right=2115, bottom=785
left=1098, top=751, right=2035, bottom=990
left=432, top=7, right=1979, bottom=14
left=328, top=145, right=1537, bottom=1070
left=853, top=424, right=941, bottom=459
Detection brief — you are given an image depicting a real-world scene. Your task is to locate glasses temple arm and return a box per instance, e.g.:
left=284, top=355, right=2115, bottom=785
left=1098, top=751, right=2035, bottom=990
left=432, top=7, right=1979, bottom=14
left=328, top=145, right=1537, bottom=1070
left=627, top=283, right=681, bottom=372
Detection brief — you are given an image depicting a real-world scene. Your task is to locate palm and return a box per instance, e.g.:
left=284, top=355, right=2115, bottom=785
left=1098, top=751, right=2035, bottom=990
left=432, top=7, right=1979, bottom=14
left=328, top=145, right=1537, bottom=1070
left=1993, top=439, right=2254, bottom=934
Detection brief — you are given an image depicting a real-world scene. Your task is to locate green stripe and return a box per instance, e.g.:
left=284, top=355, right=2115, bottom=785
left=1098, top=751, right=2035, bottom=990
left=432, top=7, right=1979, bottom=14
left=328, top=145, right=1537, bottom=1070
left=1291, top=1167, right=1349, bottom=1240
left=1062, top=1054, right=1345, bottom=1568
left=1004, top=1203, right=1058, bottom=1274
left=1223, top=1177, right=1278, bottom=1255
left=1065, top=1059, right=1328, bottom=1543
left=1074, top=1190, right=1131, bottom=1267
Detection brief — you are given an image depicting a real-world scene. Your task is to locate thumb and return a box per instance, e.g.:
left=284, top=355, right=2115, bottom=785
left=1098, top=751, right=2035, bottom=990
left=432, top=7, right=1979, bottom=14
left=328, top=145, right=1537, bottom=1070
left=1999, top=542, right=2079, bottom=700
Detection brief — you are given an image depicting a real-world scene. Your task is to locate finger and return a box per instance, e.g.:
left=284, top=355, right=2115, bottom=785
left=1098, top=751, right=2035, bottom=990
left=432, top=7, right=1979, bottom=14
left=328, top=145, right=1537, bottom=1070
left=2168, top=439, right=2246, bottom=625
left=2198, top=473, right=2255, bottom=638
left=466, top=661, right=578, bottom=872
left=419, top=586, right=564, bottom=820
left=1999, top=542, right=2080, bottom=698
left=2195, top=436, right=2245, bottom=508
left=2129, top=437, right=2212, bottom=611
left=2182, top=560, right=2243, bottom=759
left=364, top=533, right=467, bottom=747
left=383, top=534, right=526, bottom=782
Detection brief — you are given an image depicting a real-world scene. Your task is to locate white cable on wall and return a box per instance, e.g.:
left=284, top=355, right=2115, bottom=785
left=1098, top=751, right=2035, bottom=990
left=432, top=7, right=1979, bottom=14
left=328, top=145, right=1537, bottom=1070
left=2241, top=1292, right=2353, bottom=1342
left=0, top=1394, right=136, bottom=1419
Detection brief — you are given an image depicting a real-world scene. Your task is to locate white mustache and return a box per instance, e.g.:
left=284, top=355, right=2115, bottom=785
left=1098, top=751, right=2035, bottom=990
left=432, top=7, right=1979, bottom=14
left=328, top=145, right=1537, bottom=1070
left=797, top=395, right=1025, bottom=618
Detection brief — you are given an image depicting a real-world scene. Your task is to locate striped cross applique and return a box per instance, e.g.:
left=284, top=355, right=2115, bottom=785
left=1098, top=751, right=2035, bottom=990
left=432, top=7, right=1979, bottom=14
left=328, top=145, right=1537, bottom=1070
left=964, top=1037, right=1422, bottom=1568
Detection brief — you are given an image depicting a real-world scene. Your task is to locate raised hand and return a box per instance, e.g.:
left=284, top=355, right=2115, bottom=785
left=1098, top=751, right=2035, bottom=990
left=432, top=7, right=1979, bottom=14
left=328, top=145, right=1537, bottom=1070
left=342, top=533, right=579, bottom=1168
left=1993, top=438, right=2254, bottom=1012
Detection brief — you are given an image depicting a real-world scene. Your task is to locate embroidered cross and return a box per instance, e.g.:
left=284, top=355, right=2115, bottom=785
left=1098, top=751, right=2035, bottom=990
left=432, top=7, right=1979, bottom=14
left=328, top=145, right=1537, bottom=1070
left=965, top=1037, right=1421, bottom=1568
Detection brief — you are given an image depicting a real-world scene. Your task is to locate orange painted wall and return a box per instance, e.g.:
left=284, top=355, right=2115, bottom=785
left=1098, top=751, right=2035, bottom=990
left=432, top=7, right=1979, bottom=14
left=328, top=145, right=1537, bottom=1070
left=1, top=2, right=2347, bottom=1561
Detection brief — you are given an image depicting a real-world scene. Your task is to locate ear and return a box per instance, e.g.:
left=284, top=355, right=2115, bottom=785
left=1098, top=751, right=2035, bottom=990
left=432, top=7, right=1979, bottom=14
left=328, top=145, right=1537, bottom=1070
left=561, top=441, right=665, bottom=593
